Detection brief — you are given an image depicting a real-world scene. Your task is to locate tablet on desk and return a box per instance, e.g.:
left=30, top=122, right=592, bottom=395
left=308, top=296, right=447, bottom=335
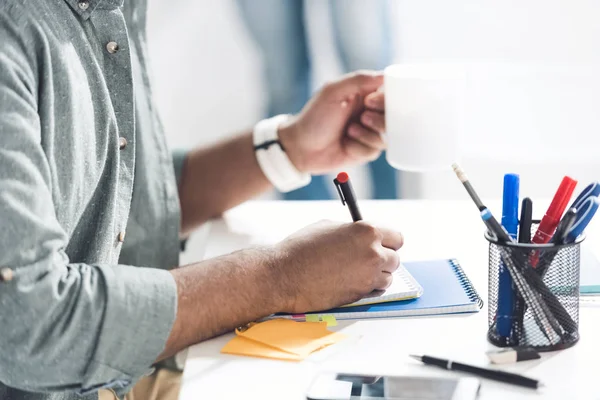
left=306, top=373, right=480, bottom=400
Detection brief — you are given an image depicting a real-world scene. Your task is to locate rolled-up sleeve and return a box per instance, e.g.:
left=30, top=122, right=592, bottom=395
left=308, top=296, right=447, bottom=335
left=0, top=19, right=177, bottom=395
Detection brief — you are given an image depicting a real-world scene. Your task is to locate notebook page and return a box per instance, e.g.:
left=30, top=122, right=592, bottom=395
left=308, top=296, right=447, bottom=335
left=340, top=264, right=423, bottom=307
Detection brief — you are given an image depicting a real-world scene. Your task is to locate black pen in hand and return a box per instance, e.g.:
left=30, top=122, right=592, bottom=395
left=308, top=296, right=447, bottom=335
left=334, top=172, right=363, bottom=222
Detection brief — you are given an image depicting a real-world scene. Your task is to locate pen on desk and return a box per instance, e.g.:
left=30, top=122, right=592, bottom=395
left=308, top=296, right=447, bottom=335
left=410, top=354, right=543, bottom=389
left=497, top=174, right=520, bottom=338
left=531, top=176, right=577, bottom=246
left=452, top=163, right=485, bottom=210
left=333, top=172, right=363, bottom=222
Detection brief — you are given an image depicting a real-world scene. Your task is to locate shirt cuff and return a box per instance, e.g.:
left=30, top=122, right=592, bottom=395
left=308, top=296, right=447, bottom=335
left=81, top=264, right=177, bottom=395
left=172, top=149, right=188, bottom=187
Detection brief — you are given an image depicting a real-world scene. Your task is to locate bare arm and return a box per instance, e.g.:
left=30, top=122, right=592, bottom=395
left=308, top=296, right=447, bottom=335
left=178, top=131, right=273, bottom=235
left=157, top=221, right=404, bottom=361
left=157, top=247, right=283, bottom=360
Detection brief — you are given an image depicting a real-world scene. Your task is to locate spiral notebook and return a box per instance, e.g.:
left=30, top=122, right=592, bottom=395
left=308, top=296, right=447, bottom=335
left=276, top=259, right=482, bottom=322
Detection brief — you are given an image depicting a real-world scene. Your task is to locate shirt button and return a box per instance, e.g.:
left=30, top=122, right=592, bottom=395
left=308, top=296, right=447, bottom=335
left=106, top=42, right=119, bottom=54
left=0, top=267, right=14, bottom=282
left=78, top=0, right=90, bottom=11
left=118, top=231, right=126, bottom=243
left=119, top=137, right=128, bottom=150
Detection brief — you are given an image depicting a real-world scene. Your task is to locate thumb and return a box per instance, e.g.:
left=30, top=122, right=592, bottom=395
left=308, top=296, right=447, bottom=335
left=327, top=70, right=384, bottom=98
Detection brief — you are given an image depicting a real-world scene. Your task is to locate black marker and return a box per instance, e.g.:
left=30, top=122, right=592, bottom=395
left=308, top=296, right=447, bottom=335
left=518, top=198, right=533, bottom=244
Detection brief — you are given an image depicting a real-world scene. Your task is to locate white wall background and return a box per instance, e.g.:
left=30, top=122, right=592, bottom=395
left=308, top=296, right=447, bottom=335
left=147, top=0, right=600, bottom=203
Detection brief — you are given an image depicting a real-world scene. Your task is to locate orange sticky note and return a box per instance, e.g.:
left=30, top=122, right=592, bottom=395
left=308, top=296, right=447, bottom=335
left=221, top=319, right=346, bottom=361
left=221, top=336, right=303, bottom=361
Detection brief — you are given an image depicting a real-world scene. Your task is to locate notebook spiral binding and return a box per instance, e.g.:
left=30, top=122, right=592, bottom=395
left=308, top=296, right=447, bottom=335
left=450, top=259, right=484, bottom=309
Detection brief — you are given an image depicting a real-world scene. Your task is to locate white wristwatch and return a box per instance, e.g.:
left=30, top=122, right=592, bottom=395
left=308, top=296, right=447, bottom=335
left=253, top=114, right=311, bottom=192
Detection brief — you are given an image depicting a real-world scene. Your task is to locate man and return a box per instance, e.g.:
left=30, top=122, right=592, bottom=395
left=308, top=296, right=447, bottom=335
left=0, top=1, right=402, bottom=400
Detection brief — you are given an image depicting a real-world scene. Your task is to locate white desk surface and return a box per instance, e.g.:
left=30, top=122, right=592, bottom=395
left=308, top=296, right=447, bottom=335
left=179, top=200, right=600, bottom=400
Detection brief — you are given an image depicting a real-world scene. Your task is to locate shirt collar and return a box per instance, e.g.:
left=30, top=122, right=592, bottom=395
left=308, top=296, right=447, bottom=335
left=63, top=0, right=124, bottom=20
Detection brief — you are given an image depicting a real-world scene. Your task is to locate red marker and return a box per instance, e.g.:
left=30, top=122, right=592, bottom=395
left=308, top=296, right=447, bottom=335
left=333, top=172, right=363, bottom=222
left=531, top=176, right=577, bottom=266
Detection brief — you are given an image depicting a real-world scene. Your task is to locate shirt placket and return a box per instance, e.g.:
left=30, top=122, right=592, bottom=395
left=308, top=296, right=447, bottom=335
left=91, top=9, right=136, bottom=264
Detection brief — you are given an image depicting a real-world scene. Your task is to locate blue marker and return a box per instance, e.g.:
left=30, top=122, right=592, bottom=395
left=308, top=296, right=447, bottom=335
left=498, top=174, right=520, bottom=339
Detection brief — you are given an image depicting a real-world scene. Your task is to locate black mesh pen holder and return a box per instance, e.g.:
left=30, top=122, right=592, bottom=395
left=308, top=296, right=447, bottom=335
left=486, top=223, right=582, bottom=352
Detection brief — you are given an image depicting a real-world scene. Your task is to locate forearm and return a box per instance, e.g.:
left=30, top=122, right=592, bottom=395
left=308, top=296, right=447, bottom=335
left=178, top=131, right=272, bottom=235
left=157, top=246, right=288, bottom=360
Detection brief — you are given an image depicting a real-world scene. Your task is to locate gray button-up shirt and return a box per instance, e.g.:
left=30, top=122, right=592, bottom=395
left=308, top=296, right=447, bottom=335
left=0, top=0, right=185, bottom=399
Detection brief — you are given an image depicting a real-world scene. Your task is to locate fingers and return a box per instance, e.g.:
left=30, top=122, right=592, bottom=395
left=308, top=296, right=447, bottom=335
left=342, top=136, right=382, bottom=163
left=360, top=111, right=386, bottom=133
left=373, top=272, right=394, bottom=291
left=373, top=247, right=400, bottom=290
left=327, top=70, right=384, bottom=98
left=364, top=91, right=385, bottom=112
left=378, top=227, right=404, bottom=250
left=347, top=123, right=386, bottom=151
left=380, top=247, right=400, bottom=274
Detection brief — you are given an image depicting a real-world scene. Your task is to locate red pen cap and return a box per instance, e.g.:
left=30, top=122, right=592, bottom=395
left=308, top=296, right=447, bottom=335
left=533, top=176, right=577, bottom=244
left=336, top=172, right=349, bottom=183
left=547, top=176, right=577, bottom=220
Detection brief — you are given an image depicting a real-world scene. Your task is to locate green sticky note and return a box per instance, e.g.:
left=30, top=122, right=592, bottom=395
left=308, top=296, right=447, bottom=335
left=322, top=315, right=338, bottom=327
left=305, top=314, right=320, bottom=323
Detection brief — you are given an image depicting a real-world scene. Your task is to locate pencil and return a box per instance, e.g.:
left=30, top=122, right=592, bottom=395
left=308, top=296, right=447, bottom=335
left=452, top=163, right=485, bottom=210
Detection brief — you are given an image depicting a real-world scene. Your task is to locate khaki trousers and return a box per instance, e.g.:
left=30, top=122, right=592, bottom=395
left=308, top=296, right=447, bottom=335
left=98, top=368, right=182, bottom=400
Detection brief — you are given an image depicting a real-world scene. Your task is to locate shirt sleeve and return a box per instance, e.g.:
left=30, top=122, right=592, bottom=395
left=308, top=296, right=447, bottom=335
left=0, top=12, right=177, bottom=396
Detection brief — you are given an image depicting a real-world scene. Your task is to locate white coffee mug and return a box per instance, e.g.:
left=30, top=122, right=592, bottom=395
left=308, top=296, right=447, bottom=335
left=384, top=63, right=466, bottom=172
